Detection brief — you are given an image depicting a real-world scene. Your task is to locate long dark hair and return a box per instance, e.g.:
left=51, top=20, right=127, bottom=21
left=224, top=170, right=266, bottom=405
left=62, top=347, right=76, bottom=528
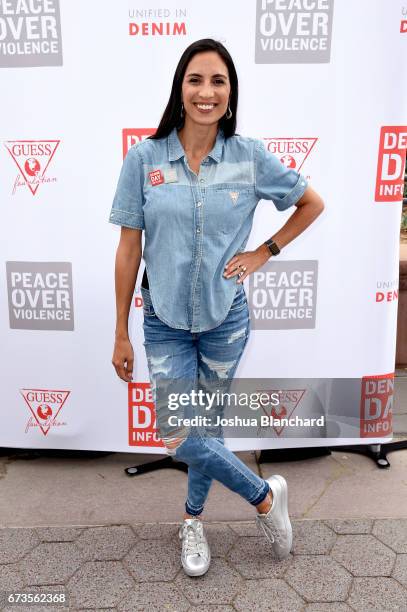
left=148, top=38, right=238, bottom=141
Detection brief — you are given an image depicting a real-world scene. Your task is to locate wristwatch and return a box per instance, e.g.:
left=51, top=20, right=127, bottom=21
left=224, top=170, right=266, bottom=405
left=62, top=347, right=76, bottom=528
left=264, top=238, right=281, bottom=256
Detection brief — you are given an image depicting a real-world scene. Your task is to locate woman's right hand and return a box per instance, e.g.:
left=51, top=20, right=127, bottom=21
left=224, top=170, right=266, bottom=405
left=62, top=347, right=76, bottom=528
left=112, top=336, right=134, bottom=382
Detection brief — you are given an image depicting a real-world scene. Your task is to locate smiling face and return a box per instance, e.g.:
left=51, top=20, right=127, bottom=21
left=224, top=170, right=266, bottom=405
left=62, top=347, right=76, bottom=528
left=181, top=51, right=231, bottom=128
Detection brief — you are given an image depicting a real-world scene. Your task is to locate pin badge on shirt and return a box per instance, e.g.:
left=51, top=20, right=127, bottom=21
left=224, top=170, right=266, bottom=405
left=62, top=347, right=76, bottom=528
left=229, top=191, right=239, bottom=204
left=149, top=169, right=164, bottom=186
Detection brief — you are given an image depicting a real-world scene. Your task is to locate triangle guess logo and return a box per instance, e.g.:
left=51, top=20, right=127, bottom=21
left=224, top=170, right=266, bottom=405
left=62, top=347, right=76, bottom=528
left=229, top=191, right=239, bottom=204
left=258, top=389, right=306, bottom=437
left=20, top=388, right=70, bottom=436
left=5, top=140, right=60, bottom=196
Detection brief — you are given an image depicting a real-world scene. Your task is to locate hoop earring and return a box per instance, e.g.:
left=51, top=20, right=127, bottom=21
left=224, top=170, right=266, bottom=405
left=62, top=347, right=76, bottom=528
left=180, top=102, right=184, bottom=118
left=225, top=104, right=232, bottom=119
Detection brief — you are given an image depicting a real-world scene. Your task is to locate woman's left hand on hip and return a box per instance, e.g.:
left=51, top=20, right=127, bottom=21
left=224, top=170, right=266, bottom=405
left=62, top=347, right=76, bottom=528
left=223, top=245, right=270, bottom=284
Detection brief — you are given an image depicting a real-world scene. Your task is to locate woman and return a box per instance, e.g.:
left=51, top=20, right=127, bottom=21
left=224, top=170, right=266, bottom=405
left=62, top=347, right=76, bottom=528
left=110, top=38, right=324, bottom=577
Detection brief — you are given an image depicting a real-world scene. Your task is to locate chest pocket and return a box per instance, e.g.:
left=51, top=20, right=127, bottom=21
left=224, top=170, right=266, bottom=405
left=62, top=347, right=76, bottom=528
left=203, top=185, right=254, bottom=235
left=144, top=182, right=194, bottom=230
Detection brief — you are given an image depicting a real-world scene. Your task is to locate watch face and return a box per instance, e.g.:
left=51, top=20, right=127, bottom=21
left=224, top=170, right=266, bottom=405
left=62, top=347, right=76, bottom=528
left=266, top=240, right=280, bottom=255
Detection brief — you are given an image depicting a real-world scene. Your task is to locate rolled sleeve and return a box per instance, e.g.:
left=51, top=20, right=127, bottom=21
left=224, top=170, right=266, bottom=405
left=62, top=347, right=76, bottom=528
left=109, top=146, right=145, bottom=230
left=254, top=139, right=308, bottom=211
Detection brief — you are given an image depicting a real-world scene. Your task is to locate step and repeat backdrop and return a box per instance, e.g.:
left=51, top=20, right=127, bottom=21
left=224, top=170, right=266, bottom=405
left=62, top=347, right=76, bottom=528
left=1, top=0, right=407, bottom=453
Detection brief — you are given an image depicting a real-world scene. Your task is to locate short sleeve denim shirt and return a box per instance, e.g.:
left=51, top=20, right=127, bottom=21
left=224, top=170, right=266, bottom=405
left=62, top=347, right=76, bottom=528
left=109, top=126, right=308, bottom=332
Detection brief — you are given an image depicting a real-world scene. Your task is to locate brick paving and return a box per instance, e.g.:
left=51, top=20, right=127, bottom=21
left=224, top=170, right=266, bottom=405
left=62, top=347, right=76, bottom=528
left=1, top=519, right=407, bottom=611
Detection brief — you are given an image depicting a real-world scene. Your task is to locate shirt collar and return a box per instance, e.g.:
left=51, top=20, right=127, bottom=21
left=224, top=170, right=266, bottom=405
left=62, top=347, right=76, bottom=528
left=168, top=126, right=225, bottom=163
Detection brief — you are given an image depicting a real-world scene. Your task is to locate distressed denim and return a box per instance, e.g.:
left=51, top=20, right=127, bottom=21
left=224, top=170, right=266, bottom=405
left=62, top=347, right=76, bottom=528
left=109, top=127, right=308, bottom=332
left=142, top=283, right=270, bottom=516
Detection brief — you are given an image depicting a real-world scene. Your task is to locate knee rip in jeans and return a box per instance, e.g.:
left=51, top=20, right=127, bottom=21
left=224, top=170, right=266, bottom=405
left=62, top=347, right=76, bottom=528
left=199, top=353, right=237, bottom=379
left=147, top=354, right=172, bottom=377
left=146, top=354, right=189, bottom=454
left=162, top=425, right=191, bottom=455
left=227, top=326, right=247, bottom=344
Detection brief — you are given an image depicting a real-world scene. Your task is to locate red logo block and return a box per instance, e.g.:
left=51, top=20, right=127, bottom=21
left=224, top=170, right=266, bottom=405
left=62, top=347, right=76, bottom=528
left=128, top=382, right=164, bottom=448
left=375, top=126, right=407, bottom=201
left=360, top=373, right=394, bottom=438
left=149, top=169, right=164, bottom=186
left=122, top=128, right=156, bottom=159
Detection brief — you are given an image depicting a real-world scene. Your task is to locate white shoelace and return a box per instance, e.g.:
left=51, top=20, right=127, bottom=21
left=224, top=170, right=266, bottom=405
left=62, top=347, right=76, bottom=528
left=256, top=514, right=283, bottom=544
left=182, top=522, right=208, bottom=557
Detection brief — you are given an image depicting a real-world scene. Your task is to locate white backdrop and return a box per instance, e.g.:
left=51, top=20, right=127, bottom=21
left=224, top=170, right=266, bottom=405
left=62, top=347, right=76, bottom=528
left=1, top=0, right=406, bottom=452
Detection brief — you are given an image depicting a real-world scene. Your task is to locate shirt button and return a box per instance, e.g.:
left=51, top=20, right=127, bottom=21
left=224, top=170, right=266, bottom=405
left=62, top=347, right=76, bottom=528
left=197, top=228, right=201, bottom=233
left=197, top=201, right=202, bottom=207
left=199, top=178, right=205, bottom=183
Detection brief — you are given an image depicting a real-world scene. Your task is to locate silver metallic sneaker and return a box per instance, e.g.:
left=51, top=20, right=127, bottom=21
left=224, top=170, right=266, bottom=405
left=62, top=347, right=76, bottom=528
left=179, top=518, right=211, bottom=577
left=255, top=475, right=292, bottom=560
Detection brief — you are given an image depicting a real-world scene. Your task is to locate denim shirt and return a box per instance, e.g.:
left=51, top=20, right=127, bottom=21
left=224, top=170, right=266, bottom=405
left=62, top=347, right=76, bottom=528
left=109, top=126, right=308, bottom=332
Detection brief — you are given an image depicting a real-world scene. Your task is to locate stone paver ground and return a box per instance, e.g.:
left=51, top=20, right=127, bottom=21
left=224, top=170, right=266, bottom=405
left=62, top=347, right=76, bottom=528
left=1, top=519, right=407, bottom=611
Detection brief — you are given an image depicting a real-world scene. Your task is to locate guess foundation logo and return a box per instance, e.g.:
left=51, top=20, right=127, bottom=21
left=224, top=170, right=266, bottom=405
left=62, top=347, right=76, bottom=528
left=360, top=373, right=393, bottom=438
left=129, top=382, right=164, bottom=448
left=263, top=137, right=317, bottom=173
left=20, top=388, right=69, bottom=436
left=258, top=389, right=305, bottom=436
left=149, top=169, right=164, bottom=186
left=5, top=140, right=59, bottom=195
left=375, top=126, right=407, bottom=202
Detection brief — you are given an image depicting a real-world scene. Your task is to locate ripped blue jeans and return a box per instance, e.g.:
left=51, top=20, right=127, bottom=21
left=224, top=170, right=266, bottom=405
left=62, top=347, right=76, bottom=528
left=141, top=284, right=270, bottom=516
